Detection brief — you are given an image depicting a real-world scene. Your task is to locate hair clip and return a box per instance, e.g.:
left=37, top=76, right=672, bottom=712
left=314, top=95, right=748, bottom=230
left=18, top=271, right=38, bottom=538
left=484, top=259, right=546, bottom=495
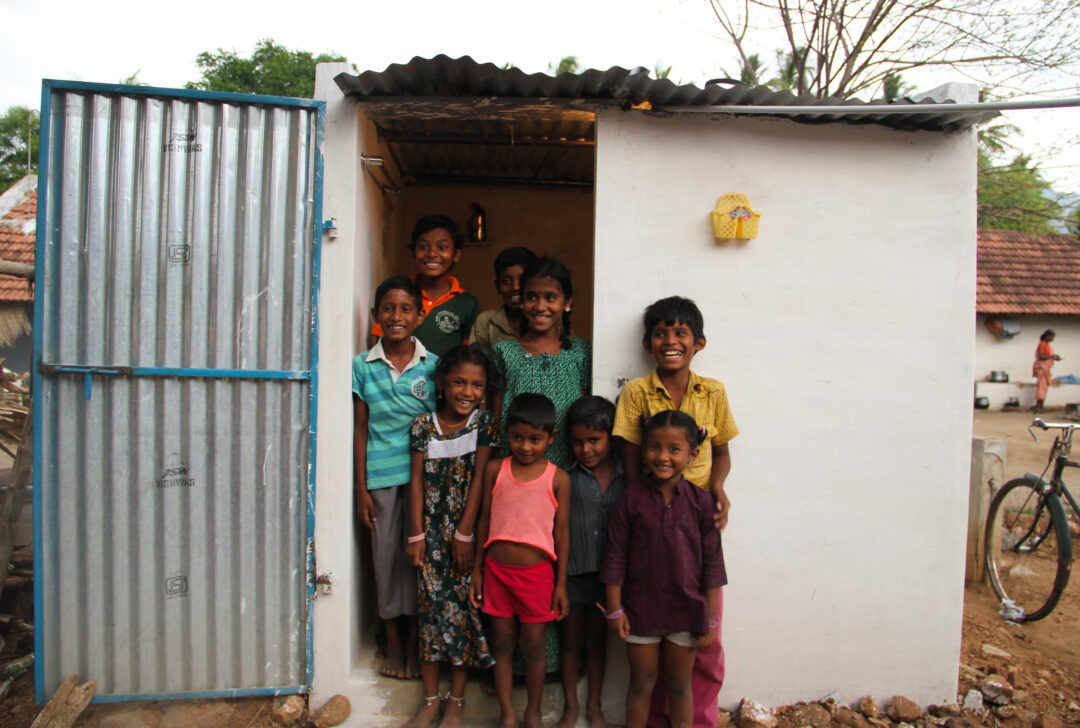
left=697, top=425, right=708, bottom=439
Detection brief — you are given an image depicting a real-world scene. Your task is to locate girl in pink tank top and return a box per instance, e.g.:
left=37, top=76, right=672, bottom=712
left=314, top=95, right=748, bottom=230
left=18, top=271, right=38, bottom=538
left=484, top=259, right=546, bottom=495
left=470, top=393, right=571, bottom=728
left=485, top=457, right=559, bottom=559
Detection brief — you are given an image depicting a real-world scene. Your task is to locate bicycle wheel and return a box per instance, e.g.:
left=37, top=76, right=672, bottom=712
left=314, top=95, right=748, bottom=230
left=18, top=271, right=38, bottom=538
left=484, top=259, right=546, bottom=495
left=985, top=478, right=1073, bottom=622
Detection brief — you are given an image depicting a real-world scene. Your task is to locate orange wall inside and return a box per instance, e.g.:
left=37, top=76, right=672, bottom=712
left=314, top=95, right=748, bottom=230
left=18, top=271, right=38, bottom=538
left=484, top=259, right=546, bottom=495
left=386, top=184, right=595, bottom=340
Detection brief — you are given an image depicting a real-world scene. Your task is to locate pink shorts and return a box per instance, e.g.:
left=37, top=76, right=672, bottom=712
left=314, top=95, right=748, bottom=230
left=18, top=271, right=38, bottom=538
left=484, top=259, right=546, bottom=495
left=482, top=557, right=556, bottom=623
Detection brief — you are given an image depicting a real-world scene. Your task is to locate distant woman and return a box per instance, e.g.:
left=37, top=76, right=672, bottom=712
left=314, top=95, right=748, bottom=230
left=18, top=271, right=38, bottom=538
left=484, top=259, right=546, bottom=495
left=1033, top=329, right=1063, bottom=413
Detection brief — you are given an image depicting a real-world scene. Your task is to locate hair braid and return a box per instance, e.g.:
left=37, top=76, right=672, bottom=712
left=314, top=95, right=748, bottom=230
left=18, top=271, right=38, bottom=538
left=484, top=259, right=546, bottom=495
left=560, top=307, right=572, bottom=351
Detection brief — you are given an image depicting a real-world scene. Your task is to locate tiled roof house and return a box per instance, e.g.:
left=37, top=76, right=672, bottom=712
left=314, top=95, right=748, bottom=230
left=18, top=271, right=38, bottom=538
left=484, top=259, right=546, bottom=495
left=975, top=228, right=1080, bottom=408
left=0, top=175, right=36, bottom=365
left=977, top=229, right=1080, bottom=315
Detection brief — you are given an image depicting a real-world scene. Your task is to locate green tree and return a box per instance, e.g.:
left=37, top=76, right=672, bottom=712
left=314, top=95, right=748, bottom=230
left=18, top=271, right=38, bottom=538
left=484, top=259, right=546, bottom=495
left=978, top=149, right=1062, bottom=233
left=186, top=39, right=348, bottom=98
left=0, top=106, right=39, bottom=195
left=769, top=48, right=809, bottom=92
left=737, top=54, right=764, bottom=86
left=1068, top=204, right=1080, bottom=236
left=119, top=70, right=147, bottom=86
left=882, top=73, right=913, bottom=102
left=976, top=117, right=1068, bottom=233
left=548, top=56, right=580, bottom=76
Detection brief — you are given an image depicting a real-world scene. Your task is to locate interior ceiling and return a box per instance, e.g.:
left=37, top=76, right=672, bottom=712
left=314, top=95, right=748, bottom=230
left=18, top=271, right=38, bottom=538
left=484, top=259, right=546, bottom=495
left=359, top=100, right=597, bottom=189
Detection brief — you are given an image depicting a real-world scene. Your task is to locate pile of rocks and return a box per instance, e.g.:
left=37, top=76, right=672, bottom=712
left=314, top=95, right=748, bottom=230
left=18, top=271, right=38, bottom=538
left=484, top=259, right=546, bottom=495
left=723, top=690, right=1065, bottom=728
left=269, top=694, right=350, bottom=727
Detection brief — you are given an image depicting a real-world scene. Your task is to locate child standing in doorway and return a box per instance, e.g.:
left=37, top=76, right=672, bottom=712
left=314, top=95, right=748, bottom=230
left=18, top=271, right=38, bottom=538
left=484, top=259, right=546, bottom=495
left=557, top=395, right=625, bottom=728
left=471, top=393, right=571, bottom=728
left=353, top=275, right=438, bottom=681
left=370, top=215, right=481, bottom=356
left=403, top=345, right=498, bottom=728
left=612, top=296, right=738, bottom=728
left=601, top=410, right=725, bottom=728
left=491, top=257, right=591, bottom=469
left=468, top=246, right=538, bottom=353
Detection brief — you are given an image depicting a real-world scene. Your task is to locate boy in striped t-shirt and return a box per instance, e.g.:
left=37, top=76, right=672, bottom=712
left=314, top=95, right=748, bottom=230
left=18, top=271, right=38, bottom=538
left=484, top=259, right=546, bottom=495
left=353, top=275, right=438, bottom=680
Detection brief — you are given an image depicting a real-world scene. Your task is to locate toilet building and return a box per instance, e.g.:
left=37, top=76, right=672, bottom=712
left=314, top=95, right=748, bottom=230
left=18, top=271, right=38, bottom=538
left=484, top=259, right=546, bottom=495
left=33, top=57, right=990, bottom=724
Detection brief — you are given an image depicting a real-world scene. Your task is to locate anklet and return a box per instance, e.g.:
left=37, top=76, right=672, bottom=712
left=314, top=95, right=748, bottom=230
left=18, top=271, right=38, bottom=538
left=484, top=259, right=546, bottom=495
left=445, top=693, right=466, bottom=707
left=422, top=694, right=440, bottom=706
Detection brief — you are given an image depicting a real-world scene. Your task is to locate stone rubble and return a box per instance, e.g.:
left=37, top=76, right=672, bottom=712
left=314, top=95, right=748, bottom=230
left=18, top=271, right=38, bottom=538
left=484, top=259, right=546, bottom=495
left=779, top=701, right=832, bottom=728
left=979, top=674, right=1014, bottom=705
left=858, top=696, right=882, bottom=719
left=309, top=694, right=351, bottom=728
left=736, top=698, right=778, bottom=728
left=981, top=644, right=1013, bottom=660
left=270, top=694, right=306, bottom=725
left=713, top=686, right=1080, bottom=728
left=962, top=689, right=985, bottom=714
left=1032, top=713, right=1064, bottom=728
left=887, top=696, right=923, bottom=723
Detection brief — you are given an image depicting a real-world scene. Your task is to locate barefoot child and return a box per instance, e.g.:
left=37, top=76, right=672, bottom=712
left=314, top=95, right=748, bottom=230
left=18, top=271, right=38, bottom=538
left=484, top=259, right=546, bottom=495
left=601, top=411, right=725, bottom=728
left=558, top=396, right=625, bottom=728
left=612, top=296, right=738, bottom=728
left=404, top=345, right=498, bottom=728
left=353, top=276, right=438, bottom=680
left=471, top=393, right=571, bottom=728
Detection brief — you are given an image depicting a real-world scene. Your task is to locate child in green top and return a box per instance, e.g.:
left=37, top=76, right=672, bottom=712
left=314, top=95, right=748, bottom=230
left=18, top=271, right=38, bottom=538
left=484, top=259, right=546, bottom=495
left=369, top=215, right=481, bottom=355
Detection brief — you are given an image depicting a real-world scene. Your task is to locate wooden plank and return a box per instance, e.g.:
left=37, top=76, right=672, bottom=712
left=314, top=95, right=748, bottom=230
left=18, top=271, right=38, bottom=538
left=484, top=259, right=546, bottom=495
left=30, top=674, right=97, bottom=728
left=0, top=414, right=30, bottom=603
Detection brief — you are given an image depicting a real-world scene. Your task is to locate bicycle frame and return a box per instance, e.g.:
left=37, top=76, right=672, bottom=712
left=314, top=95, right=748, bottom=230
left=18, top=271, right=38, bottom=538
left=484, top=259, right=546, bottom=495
left=1028, top=418, right=1080, bottom=523
left=985, top=418, right=1080, bottom=622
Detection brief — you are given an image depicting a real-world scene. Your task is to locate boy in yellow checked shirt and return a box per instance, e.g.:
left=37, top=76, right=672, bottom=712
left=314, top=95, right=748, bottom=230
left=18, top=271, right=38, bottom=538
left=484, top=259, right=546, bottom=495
left=612, top=295, right=738, bottom=728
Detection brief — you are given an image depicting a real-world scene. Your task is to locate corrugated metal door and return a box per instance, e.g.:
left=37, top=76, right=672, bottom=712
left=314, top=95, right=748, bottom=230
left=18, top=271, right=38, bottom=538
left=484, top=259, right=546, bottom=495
left=32, top=81, right=323, bottom=702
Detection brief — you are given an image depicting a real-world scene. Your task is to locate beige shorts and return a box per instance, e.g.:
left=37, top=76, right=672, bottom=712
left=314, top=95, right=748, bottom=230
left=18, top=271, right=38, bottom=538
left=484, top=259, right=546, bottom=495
left=624, top=631, right=697, bottom=647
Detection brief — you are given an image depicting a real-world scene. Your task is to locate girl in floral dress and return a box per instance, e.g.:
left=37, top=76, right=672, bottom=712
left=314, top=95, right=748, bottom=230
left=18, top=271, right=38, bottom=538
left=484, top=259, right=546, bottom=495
left=405, top=345, right=498, bottom=728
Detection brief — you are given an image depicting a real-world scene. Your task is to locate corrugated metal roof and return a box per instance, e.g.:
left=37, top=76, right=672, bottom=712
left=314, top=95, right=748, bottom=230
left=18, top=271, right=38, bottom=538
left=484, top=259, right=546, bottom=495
left=335, top=54, right=995, bottom=132
left=977, top=229, right=1080, bottom=315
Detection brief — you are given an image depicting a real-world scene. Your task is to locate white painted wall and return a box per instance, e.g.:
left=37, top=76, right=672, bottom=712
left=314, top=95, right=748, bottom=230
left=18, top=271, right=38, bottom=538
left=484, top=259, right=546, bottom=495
left=312, top=81, right=979, bottom=722
left=311, top=63, right=391, bottom=725
left=974, top=314, right=1080, bottom=408
left=593, top=111, right=977, bottom=708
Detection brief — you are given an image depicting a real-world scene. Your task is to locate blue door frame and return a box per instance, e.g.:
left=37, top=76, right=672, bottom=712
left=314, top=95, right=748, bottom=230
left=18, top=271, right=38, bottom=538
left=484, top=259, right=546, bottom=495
left=32, top=80, right=324, bottom=703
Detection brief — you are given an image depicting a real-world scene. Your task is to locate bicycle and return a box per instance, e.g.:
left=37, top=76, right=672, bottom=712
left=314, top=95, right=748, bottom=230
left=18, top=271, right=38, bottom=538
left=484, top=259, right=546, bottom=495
left=984, top=417, right=1080, bottom=622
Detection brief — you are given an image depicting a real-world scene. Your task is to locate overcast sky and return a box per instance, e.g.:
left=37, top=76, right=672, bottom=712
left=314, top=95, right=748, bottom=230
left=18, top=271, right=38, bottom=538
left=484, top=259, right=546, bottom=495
left=2, top=0, right=1077, bottom=192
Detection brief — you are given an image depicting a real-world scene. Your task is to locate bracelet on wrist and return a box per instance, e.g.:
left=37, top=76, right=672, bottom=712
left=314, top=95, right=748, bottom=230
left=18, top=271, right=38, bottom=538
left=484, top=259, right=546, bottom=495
left=407, top=533, right=426, bottom=544
left=708, top=620, right=718, bottom=629
left=604, top=608, right=625, bottom=620
left=453, top=529, right=474, bottom=543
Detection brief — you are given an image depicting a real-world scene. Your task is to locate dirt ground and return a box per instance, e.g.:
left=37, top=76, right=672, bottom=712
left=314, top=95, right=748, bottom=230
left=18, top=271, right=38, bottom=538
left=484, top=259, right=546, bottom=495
left=1, top=408, right=1079, bottom=727
left=963, top=408, right=1080, bottom=725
